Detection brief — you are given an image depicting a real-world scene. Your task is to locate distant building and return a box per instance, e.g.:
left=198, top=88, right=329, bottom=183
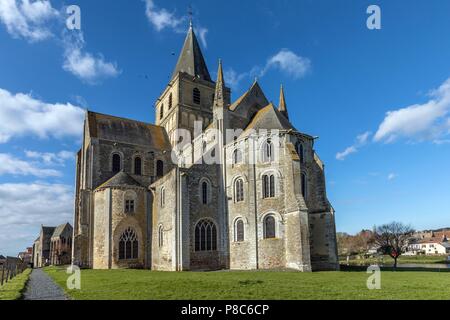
left=0, top=255, right=5, bottom=265
left=33, top=223, right=73, bottom=267
left=18, top=247, right=33, bottom=264
left=33, top=226, right=55, bottom=268
left=406, top=228, right=450, bottom=256
left=408, top=239, right=450, bottom=255
left=49, top=223, right=73, bottom=266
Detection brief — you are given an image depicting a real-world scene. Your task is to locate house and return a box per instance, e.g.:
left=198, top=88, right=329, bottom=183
left=49, top=223, right=73, bottom=266
left=409, top=240, right=450, bottom=255
left=18, top=247, right=33, bottom=264
left=33, top=223, right=73, bottom=267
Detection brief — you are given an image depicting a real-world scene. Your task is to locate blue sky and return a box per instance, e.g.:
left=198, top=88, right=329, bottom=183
left=0, top=0, right=449, bottom=255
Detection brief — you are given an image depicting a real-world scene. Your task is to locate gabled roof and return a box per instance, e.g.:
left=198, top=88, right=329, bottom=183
left=86, top=111, right=171, bottom=150
left=229, top=81, right=269, bottom=112
left=241, top=103, right=296, bottom=137
left=171, top=25, right=211, bottom=82
left=97, top=171, right=143, bottom=190
left=41, top=226, right=55, bottom=238
left=51, top=223, right=72, bottom=238
left=0, top=255, right=5, bottom=260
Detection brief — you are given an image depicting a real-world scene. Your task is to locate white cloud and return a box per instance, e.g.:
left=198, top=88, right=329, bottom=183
left=222, top=49, right=311, bottom=90
left=224, top=68, right=249, bottom=90
left=62, top=32, right=120, bottom=83
left=356, top=131, right=371, bottom=145
left=336, top=146, right=357, bottom=161
left=143, top=0, right=208, bottom=48
left=0, top=0, right=59, bottom=42
left=336, top=131, right=372, bottom=161
left=0, top=87, right=84, bottom=143
left=144, top=0, right=183, bottom=32
left=196, top=25, right=208, bottom=48
left=374, top=78, right=450, bottom=143
left=0, top=1, right=119, bottom=84
left=387, top=173, right=398, bottom=181
left=25, top=150, right=74, bottom=165
left=0, top=153, right=61, bottom=177
left=262, top=49, right=311, bottom=79
left=0, top=182, right=73, bottom=255
left=433, top=139, right=450, bottom=145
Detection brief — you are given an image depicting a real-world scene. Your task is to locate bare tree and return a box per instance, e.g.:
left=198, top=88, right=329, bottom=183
left=373, top=222, right=414, bottom=269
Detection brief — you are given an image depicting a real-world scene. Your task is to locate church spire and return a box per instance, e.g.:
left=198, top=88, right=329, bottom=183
left=213, top=59, right=226, bottom=108
left=171, top=24, right=211, bottom=82
left=278, top=84, right=289, bottom=119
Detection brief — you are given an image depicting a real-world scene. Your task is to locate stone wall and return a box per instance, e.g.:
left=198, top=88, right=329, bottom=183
left=93, top=187, right=149, bottom=269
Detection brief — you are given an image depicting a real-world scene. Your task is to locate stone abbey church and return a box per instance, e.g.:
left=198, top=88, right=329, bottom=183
left=72, top=24, right=339, bottom=272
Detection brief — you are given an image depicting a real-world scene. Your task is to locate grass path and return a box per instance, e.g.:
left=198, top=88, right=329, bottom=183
left=45, top=267, right=450, bottom=300
left=0, top=269, right=31, bottom=300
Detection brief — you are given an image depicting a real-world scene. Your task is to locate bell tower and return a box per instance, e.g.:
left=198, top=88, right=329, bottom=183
left=155, top=23, right=229, bottom=145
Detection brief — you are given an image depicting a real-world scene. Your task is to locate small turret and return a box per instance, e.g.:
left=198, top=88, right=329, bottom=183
left=278, top=84, right=289, bottom=120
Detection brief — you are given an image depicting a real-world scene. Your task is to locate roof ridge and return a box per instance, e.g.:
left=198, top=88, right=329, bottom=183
left=96, top=171, right=144, bottom=190
left=87, top=111, right=162, bottom=129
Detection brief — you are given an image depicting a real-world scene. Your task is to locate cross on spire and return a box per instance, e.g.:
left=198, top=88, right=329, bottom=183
left=188, top=5, right=193, bottom=28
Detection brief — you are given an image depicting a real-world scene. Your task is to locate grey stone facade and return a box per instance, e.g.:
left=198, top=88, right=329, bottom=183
left=72, top=24, right=338, bottom=271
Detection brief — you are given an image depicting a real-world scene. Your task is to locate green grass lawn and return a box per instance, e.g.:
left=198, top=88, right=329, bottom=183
left=44, top=266, right=450, bottom=300
left=340, top=255, right=449, bottom=266
left=0, top=269, right=31, bottom=300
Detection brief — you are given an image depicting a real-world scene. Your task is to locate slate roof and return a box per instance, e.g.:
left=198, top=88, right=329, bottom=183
left=171, top=25, right=211, bottom=82
left=0, top=255, right=5, bottom=260
left=86, top=111, right=171, bottom=150
left=51, top=223, right=72, bottom=238
left=241, top=103, right=296, bottom=137
left=97, top=171, right=143, bottom=190
left=229, top=81, right=269, bottom=112
left=42, top=226, right=55, bottom=238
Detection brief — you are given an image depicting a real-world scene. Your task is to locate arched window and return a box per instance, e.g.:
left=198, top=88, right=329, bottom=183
left=234, top=178, right=244, bottom=202
left=160, top=104, right=164, bottom=120
left=264, top=216, right=276, bottom=239
left=134, top=157, right=142, bottom=175
left=202, top=181, right=209, bottom=204
left=262, top=140, right=274, bottom=163
left=160, top=187, right=165, bottom=208
left=262, top=174, right=275, bottom=198
left=158, top=225, right=164, bottom=247
left=301, top=173, right=307, bottom=199
left=296, top=142, right=304, bottom=163
left=195, top=219, right=217, bottom=251
left=112, top=154, right=121, bottom=173
left=118, top=227, right=138, bottom=260
left=233, top=149, right=243, bottom=164
left=125, top=199, right=135, bottom=213
left=193, top=88, right=201, bottom=104
left=156, top=160, right=164, bottom=177
left=168, top=93, right=173, bottom=109
left=235, top=219, right=244, bottom=242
